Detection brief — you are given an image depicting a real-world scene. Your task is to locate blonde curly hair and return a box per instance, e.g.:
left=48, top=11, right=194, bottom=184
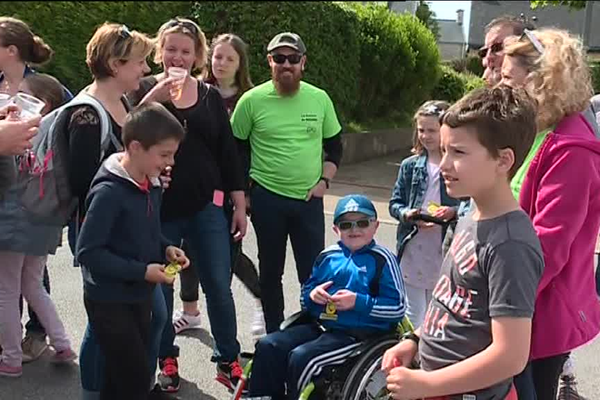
left=503, top=28, right=593, bottom=130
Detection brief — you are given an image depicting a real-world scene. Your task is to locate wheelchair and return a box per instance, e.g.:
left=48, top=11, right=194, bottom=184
left=232, top=311, right=414, bottom=400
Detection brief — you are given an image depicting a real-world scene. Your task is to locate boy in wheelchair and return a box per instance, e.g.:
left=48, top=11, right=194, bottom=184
left=247, top=194, right=406, bottom=400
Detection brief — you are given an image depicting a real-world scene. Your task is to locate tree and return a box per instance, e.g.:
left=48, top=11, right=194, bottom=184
left=416, top=1, right=440, bottom=40
left=530, top=0, right=591, bottom=46
left=530, top=0, right=586, bottom=10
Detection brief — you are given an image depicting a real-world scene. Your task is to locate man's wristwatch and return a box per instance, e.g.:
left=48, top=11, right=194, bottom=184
left=320, top=176, right=330, bottom=189
left=402, top=331, right=420, bottom=345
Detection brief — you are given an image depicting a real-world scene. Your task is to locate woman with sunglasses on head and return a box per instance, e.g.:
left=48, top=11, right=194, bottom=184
left=65, top=23, right=169, bottom=400
left=389, top=100, right=460, bottom=329
left=129, top=18, right=246, bottom=393
left=500, top=28, right=600, bottom=399
left=170, top=32, right=266, bottom=341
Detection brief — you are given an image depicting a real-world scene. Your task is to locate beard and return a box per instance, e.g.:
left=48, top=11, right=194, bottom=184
left=272, top=68, right=302, bottom=96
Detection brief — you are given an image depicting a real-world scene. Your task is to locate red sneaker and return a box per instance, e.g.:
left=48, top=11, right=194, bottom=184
left=157, top=357, right=180, bottom=393
left=216, top=359, right=243, bottom=391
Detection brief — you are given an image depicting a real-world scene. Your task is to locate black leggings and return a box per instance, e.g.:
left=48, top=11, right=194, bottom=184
left=531, top=353, right=570, bottom=400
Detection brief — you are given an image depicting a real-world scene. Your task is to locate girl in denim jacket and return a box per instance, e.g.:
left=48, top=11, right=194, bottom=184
left=388, top=100, right=459, bottom=327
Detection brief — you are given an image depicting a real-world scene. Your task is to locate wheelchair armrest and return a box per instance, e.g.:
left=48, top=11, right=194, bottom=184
left=279, top=310, right=314, bottom=331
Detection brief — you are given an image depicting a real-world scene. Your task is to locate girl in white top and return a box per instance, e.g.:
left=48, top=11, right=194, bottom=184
left=389, top=100, right=460, bottom=327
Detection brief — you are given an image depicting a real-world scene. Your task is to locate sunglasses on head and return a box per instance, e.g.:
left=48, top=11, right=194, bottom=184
left=336, top=218, right=375, bottom=231
left=478, top=42, right=503, bottom=59
left=116, top=24, right=131, bottom=45
left=520, top=29, right=545, bottom=54
left=271, top=53, right=303, bottom=65
left=165, top=19, right=199, bottom=35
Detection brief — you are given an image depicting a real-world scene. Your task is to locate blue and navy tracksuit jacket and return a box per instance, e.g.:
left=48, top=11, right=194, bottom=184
left=300, top=240, right=406, bottom=332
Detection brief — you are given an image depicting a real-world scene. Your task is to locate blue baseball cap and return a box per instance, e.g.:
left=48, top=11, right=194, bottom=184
left=334, top=194, right=377, bottom=224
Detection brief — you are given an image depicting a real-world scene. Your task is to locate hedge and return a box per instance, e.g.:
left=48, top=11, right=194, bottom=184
left=193, top=2, right=440, bottom=123
left=344, top=3, right=441, bottom=120
left=192, top=1, right=361, bottom=122
left=0, top=1, right=194, bottom=92
left=396, top=11, right=442, bottom=111
left=448, top=55, right=484, bottom=77
left=591, top=61, right=600, bottom=94
left=2, top=1, right=442, bottom=125
left=432, top=65, right=485, bottom=103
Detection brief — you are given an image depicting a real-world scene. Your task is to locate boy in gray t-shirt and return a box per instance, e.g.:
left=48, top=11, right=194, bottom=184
left=382, top=86, right=544, bottom=400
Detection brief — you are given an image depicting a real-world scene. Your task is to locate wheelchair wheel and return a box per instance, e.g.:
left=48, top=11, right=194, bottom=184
left=340, top=337, right=398, bottom=400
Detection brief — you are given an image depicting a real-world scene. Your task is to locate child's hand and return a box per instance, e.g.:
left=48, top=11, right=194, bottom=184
left=387, top=367, right=430, bottom=400
left=310, top=281, right=333, bottom=305
left=145, top=263, right=174, bottom=285
left=331, top=289, right=356, bottom=311
left=381, top=340, right=418, bottom=374
left=404, top=209, right=420, bottom=222
left=416, top=220, right=435, bottom=230
left=166, top=246, right=190, bottom=270
left=433, top=206, right=456, bottom=221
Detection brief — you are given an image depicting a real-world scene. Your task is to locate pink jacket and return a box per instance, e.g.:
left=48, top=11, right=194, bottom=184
left=520, top=112, right=600, bottom=360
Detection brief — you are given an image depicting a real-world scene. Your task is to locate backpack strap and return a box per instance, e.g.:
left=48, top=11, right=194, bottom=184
left=368, top=251, right=386, bottom=298
left=60, top=91, right=122, bottom=266
left=74, top=92, right=123, bottom=158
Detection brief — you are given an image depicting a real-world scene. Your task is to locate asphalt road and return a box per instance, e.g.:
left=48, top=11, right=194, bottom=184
left=2, top=212, right=599, bottom=400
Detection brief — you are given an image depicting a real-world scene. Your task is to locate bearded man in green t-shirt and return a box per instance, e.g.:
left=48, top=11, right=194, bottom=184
left=231, top=32, right=343, bottom=333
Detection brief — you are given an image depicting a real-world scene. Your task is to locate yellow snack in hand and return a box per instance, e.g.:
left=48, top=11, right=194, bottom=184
left=165, top=262, right=182, bottom=278
left=427, top=202, right=441, bottom=215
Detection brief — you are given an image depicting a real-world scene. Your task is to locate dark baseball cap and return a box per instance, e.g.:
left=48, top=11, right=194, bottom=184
left=267, top=32, right=306, bottom=54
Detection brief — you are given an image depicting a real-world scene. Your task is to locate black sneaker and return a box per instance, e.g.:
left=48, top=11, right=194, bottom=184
left=157, top=357, right=180, bottom=393
left=558, top=375, right=588, bottom=400
left=149, top=384, right=174, bottom=399
left=216, top=359, right=244, bottom=391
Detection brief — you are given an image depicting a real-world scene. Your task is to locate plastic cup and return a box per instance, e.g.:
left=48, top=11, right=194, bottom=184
left=168, top=67, right=187, bottom=100
left=0, top=93, right=12, bottom=108
left=13, top=92, right=45, bottom=120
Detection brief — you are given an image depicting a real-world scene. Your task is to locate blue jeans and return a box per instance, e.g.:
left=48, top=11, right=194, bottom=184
left=596, top=254, right=600, bottom=296
left=79, top=285, right=167, bottom=395
left=159, top=202, right=240, bottom=363
left=513, top=362, right=537, bottom=400
left=250, top=185, right=325, bottom=333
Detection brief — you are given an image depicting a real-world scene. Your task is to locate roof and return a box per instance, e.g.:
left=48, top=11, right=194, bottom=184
left=437, top=19, right=466, bottom=45
left=468, top=0, right=600, bottom=50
